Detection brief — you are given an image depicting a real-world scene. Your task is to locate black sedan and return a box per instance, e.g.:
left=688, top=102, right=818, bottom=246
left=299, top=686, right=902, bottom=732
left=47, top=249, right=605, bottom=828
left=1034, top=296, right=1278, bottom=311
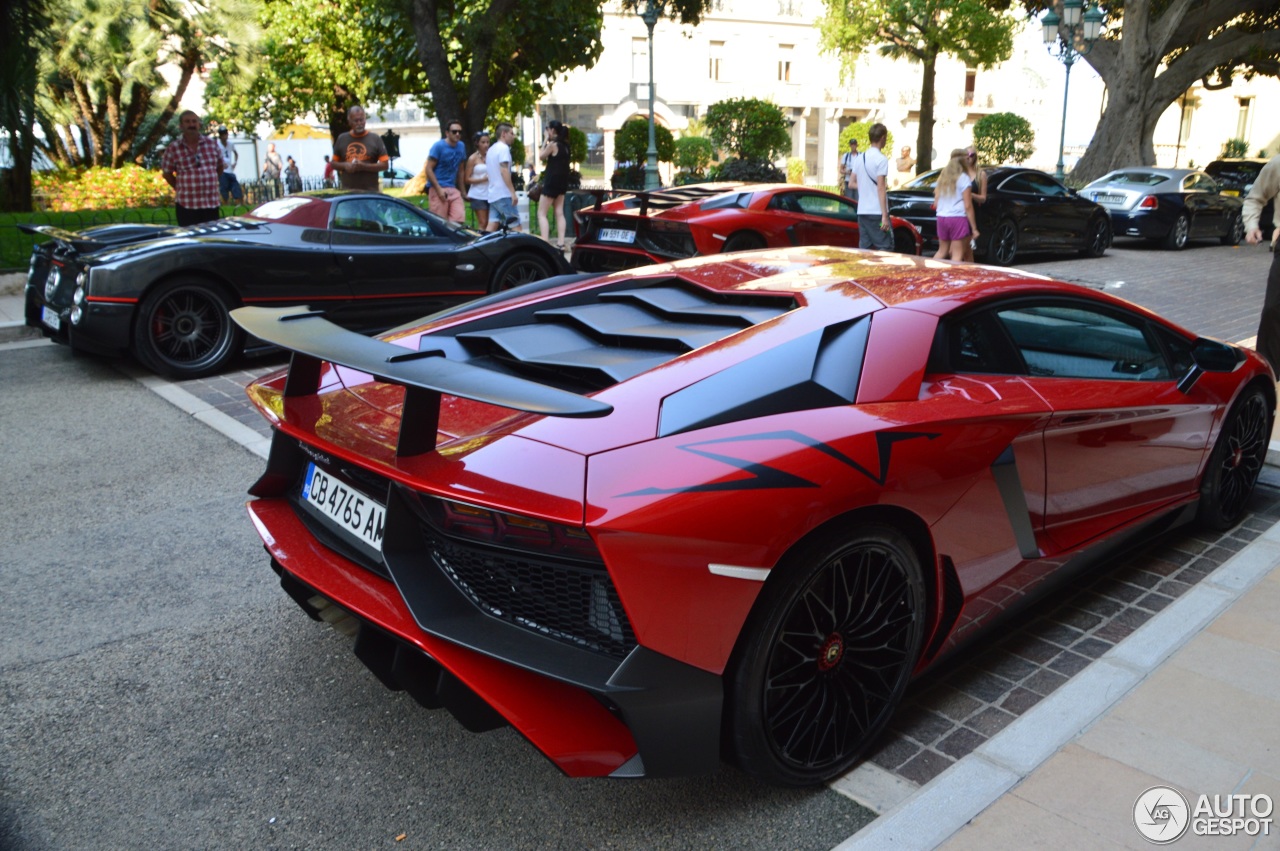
left=887, top=166, right=1111, bottom=265
left=1081, top=168, right=1244, bottom=249
left=23, top=191, right=569, bottom=378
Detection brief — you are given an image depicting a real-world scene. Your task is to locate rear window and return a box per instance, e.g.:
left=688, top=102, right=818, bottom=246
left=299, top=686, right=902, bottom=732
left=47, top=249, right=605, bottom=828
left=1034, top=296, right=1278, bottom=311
left=1092, top=171, right=1165, bottom=186
left=248, top=197, right=315, bottom=220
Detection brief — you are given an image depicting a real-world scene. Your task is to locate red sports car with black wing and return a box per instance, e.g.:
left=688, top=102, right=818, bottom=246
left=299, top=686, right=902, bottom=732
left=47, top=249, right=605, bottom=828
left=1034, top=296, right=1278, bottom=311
left=234, top=246, right=1271, bottom=786
left=571, top=183, right=922, bottom=272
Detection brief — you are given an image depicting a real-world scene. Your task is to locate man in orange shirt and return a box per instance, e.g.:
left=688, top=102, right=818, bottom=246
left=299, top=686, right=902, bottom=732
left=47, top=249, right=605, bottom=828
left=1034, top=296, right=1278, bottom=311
left=333, top=105, right=388, bottom=192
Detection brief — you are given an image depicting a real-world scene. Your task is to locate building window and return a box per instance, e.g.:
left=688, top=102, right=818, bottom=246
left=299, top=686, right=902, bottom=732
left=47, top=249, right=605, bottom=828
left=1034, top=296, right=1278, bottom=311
left=632, top=37, right=648, bottom=82
left=778, top=44, right=794, bottom=83
left=709, top=40, right=724, bottom=81
left=964, top=69, right=976, bottom=106
left=1237, top=97, right=1254, bottom=143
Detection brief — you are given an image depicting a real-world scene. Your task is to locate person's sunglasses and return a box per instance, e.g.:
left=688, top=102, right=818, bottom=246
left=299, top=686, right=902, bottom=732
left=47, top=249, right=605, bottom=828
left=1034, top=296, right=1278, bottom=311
left=449, top=128, right=462, bottom=135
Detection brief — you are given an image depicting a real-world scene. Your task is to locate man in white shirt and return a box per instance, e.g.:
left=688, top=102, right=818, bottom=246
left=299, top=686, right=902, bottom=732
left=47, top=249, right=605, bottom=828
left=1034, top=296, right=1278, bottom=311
left=485, top=123, right=520, bottom=231
left=851, top=123, right=893, bottom=250
left=216, top=127, right=243, bottom=204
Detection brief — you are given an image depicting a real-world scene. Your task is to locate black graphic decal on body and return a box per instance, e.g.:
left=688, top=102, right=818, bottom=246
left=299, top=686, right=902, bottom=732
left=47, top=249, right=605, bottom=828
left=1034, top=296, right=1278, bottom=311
left=620, top=429, right=940, bottom=496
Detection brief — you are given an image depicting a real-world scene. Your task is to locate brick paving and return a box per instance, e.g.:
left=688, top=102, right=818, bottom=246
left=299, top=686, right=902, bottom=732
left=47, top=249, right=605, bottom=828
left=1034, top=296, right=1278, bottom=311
left=167, top=239, right=1280, bottom=794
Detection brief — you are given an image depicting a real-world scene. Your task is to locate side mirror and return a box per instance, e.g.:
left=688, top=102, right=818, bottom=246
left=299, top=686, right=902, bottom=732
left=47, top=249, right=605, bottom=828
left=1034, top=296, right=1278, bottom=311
left=1177, top=338, right=1246, bottom=393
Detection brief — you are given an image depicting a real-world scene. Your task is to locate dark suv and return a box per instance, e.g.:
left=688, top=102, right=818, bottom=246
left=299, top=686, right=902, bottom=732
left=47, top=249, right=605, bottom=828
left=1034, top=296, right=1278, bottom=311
left=1205, top=158, right=1273, bottom=239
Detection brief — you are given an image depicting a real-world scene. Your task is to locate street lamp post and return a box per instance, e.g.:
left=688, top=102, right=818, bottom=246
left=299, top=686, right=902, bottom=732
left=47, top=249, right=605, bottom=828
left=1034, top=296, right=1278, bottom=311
left=640, top=0, right=663, bottom=190
left=1043, top=0, right=1104, bottom=182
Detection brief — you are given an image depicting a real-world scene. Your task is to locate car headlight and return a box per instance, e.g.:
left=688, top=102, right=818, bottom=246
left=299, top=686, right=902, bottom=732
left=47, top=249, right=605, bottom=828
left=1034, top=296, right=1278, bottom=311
left=71, top=284, right=85, bottom=325
left=45, top=268, right=60, bottom=301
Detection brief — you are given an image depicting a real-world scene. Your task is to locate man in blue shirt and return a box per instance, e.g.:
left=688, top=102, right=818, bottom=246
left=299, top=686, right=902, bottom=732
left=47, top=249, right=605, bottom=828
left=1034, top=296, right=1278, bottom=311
left=426, top=119, right=468, bottom=222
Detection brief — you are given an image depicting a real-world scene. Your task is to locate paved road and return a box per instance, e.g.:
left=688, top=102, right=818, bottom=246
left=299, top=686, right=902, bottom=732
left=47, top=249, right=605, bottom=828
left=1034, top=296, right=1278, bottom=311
left=0, top=347, right=871, bottom=850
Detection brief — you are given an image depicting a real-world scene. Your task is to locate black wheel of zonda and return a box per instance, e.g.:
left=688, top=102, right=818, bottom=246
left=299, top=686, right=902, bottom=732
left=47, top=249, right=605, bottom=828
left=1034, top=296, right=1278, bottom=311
left=133, top=278, right=243, bottom=378
left=725, top=524, right=926, bottom=786
left=1198, top=384, right=1271, bottom=530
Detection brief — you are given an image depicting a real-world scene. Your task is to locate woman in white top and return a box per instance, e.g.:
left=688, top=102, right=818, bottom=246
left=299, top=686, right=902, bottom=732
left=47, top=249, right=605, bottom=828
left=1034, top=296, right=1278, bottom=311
left=933, top=148, right=980, bottom=262
left=466, top=131, right=491, bottom=230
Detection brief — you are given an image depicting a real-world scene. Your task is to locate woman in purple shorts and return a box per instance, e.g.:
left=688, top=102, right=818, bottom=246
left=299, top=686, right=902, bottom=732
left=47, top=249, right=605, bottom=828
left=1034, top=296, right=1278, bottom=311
left=933, top=148, right=980, bottom=262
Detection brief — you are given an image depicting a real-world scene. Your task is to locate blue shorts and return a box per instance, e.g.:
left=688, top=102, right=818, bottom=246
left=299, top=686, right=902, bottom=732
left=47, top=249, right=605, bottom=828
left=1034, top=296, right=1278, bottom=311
left=469, top=197, right=489, bottom=212
left=219, top=171, right=243, bottom=201
left=490, top=197, right=519, bottom=227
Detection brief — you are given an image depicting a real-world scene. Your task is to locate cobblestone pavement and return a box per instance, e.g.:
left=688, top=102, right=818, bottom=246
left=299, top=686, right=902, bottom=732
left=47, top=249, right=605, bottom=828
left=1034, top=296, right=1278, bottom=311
left=165, top=239, right=1279, bottom=794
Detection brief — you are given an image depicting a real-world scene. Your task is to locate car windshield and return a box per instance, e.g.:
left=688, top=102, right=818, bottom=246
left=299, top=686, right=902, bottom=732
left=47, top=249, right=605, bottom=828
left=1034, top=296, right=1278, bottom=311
left=248, top=197, right=315, bottom=220
left=903, top=170, right=940, bottom=190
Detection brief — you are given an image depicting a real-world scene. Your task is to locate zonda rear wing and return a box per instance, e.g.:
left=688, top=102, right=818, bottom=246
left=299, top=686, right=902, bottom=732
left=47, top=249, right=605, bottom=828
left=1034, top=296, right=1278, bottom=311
left=18, top=223, right=108, bottom=252
left=231, top=306, right=612, bottom=457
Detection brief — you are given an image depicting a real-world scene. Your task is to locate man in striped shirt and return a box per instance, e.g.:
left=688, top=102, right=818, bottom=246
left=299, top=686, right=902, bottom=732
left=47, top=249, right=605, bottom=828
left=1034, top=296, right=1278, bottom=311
left=161, top=111, right=225, bottom=226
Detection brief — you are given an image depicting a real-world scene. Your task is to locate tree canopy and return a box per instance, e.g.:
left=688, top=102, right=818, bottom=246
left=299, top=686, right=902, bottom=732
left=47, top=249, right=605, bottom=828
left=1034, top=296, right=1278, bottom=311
left=1021, top=1, right=1280, bottom=181
left=204, top=0, right=422, bottom=140
left=35, top=0, right=257, bottom=168
left=819, top=0, right=1019, bottom=174
left=704, top=97, right=791, bottom=163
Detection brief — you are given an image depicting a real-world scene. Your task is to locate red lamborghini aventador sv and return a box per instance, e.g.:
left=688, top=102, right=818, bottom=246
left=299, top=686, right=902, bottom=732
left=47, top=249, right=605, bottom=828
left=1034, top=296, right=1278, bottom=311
left=234, top=246, right=1272, bottom=786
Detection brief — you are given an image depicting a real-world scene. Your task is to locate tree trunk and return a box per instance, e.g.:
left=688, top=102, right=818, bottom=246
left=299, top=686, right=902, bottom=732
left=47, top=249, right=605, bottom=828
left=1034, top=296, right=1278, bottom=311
left=914, top=46, right=938, bottom=174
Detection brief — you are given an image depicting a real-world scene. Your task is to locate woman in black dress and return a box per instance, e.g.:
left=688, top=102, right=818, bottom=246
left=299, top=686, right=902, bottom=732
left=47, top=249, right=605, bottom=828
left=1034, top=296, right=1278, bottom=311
left=537, top=121, right=571, bottom=250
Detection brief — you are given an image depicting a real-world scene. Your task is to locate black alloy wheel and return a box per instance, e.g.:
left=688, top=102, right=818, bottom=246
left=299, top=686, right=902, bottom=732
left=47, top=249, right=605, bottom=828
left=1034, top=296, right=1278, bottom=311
left=133, top=278, right=243, bottom=379
left=722, top=232, right=767, bottom=253
left=1221, top=213, right=1245, bottom=246
left=490, top=252, right=554, bottom=292
left=1163, top=212, right=1190, bottom=250
left=987, top=219, right=1019, bottom=266
left=1081, top=216, right=1111, bottom=258
left=724, top=524, right=925, bottom=786
left=1198, top=384, right=1272, bottom=530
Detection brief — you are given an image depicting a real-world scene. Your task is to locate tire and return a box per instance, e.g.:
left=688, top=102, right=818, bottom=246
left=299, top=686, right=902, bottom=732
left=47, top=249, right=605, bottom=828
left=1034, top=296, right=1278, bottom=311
left=986, top=219, right=1018, bottom=266
left=722, top=232, right=766, bottom=253
left=893, top=225, right=920, bottom=255
left=724, top=523, right=926, bottom=786
left=133, top=278, right=243, bottom=379
left=1221, top=212, right=1245, bottom=246
left=490, top=252, right=554, bottom=293
left=1162, top=212, right=1190, bottom=250
left=1197, top=384, right=1272, bottom=531
left=1081, top=215, right=1111, bottom=258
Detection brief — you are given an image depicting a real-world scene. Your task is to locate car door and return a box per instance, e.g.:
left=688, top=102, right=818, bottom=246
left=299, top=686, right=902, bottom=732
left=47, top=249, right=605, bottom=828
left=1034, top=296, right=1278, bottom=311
left=1008, top=172, right=1091, bottom=249
left=1182, top=173, right=1226, bottom=238
left=770, top=191, right=861, bottom=248
left=991, top=299, right=1215, bottom=552
left=328, top=197, right=480, bottom=328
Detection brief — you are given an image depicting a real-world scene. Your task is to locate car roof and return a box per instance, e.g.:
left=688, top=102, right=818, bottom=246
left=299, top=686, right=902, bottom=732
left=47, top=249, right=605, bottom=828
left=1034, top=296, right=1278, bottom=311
left=1087, top=168, right=1198, bottom=185
left=612, top=246, right=1098, bottom=315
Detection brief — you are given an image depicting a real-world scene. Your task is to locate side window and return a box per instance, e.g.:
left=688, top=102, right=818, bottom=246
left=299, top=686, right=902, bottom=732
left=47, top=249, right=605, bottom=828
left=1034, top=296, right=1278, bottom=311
left=994, top=302, right=1171, bottom=381
left=794, top=193, right=852, bottom=221
left=333, top=199, right=441, bottom=238
left=932, top=311, right=1023, bottom=375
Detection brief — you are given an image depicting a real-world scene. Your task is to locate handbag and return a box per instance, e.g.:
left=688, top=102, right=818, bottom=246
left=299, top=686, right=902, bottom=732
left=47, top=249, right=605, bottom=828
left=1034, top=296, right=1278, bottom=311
left=527, top=180, right=543, bottom=202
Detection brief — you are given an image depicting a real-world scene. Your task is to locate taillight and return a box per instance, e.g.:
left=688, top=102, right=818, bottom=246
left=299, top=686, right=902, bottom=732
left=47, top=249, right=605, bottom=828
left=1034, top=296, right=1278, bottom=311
left=1138, top=196, right=1159, bottom=209
left=436, top=499, right=600, bottom=560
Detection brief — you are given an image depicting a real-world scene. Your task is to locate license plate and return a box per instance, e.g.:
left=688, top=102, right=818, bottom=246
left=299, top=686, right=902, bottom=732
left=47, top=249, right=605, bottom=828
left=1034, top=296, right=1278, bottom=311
left=302, top=463, right=385, bottom=553
left=1093, top=193, right=1123, bottom=204
left=1223, top=189, right=1240, bottom=197
left=599, top=228, right=636, bottom=244
left=41, top=306, right=61, bottom=331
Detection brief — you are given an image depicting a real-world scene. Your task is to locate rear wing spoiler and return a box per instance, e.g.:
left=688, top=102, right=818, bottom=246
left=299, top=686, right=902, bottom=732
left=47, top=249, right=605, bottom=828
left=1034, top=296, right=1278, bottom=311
left=231, top=306, right=612, bottom=457
left=17, top=223, right=107, bottom=252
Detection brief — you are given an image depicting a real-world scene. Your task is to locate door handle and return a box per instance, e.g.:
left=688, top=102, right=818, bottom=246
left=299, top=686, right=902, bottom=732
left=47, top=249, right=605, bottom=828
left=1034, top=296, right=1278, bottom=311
left=455, top=264, right=475, bottom=272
